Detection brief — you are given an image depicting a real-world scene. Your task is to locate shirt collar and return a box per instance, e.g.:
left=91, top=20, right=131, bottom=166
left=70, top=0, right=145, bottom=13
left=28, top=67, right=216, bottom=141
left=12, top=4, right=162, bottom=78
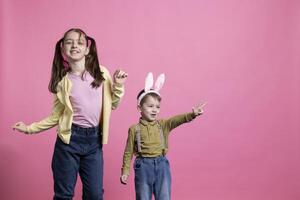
left=139, top=118, right=157, bottom=126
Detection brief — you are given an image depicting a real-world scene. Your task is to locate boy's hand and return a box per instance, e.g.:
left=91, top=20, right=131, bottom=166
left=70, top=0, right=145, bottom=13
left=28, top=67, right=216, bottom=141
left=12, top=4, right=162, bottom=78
left=114, top=69, right=128, bottom=85
left=120, top=174, right=128, bottom=185
left=192, top=102, right=207, bottom=117
left=12, top=122, right=28, bottom=133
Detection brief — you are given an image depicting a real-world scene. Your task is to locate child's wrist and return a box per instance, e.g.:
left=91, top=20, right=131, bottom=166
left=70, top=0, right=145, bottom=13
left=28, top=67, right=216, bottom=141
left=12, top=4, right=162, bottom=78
left=113, top=81, right=124, bottom=87
left=192, top=112, right=197, bottom=118
left=192, top=111, right=201, bottom=118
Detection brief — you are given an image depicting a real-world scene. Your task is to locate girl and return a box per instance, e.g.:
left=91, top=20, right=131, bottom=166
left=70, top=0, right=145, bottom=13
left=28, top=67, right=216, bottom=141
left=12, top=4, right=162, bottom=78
left=13, top=28, right=127, bottom=200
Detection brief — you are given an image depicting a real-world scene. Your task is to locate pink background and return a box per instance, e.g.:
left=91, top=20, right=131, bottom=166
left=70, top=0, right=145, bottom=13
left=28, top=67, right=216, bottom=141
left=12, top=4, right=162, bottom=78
left=1, top=0, right=300, bottom=199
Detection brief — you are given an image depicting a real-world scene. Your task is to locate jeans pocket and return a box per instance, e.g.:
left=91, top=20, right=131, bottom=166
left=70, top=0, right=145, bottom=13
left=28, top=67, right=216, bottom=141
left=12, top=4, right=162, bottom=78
left=55, top=136, right=66, bottom=148
left=134, top=158, right=142, bottom=170
left=164, top=158, right=170, bottom=167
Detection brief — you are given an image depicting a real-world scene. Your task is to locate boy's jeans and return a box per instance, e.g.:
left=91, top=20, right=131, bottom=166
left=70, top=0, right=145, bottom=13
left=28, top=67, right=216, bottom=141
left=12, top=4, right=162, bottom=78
left=135, top=156, right=171, bottom=200
left=52, top=124, right=103, bottom=200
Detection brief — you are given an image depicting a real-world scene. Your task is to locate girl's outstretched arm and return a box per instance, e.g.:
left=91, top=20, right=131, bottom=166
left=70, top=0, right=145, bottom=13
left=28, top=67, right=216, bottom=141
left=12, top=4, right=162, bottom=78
left=13, top=122, right=27, bottom=133
left=12, top=95, right=64, bottom=134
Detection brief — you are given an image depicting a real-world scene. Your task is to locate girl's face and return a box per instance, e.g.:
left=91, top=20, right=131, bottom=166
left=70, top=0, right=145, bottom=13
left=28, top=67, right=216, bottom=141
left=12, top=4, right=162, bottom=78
left=138, top=95, right=161, bottom=122
left=61, top=31, right=89, bottom=62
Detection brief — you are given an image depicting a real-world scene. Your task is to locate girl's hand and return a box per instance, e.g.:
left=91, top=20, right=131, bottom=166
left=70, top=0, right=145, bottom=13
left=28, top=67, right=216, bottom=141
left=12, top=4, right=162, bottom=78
left=192, top=102, right=207, bottom=117
left=113, top=69, right=128, bottom=85
left=120, top=174, right=128, bottom=185
left=12, top=122, right=28, bottom=133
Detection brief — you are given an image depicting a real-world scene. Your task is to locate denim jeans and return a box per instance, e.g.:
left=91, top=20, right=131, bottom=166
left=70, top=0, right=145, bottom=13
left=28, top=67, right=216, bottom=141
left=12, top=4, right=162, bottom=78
left=52, top=124, right=103, bottom=200
left=134, top=156, right=171, bottom=200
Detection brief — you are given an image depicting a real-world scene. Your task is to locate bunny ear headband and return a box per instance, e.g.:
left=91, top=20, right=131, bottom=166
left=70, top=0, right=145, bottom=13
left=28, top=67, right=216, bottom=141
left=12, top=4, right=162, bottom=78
left=137, top=72, right=165, bottom=106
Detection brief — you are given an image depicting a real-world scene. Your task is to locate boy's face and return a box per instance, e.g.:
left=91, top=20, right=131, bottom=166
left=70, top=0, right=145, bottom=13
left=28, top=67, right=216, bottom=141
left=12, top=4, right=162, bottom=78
left=138, top=95, right=161, bottom=122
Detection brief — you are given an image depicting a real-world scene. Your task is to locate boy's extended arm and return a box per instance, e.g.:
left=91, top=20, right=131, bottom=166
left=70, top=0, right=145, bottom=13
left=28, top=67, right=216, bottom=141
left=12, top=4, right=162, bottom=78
left=161, top=112, right=196, bottom=132
left=162, top=103, right=206, bottom=132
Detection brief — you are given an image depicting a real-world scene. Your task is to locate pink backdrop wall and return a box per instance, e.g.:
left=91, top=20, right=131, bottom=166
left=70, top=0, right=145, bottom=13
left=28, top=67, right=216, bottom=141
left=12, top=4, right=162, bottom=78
left=1, top=0, right=300, bottom=199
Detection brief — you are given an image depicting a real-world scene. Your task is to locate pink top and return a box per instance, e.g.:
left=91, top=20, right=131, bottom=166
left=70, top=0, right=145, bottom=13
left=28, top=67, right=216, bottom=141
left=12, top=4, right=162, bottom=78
left=68, top=71, right=102, bottom=128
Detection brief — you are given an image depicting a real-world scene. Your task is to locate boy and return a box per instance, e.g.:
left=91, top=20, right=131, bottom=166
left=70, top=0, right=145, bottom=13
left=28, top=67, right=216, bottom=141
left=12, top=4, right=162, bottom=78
left=120, top=73, right=206, bottom=200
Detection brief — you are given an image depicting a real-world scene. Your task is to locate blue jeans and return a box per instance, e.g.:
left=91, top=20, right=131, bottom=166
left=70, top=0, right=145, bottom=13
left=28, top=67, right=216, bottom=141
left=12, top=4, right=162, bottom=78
left=134, top=156, right=171, bottom=200
left=52, top=124, right=103, bottom=200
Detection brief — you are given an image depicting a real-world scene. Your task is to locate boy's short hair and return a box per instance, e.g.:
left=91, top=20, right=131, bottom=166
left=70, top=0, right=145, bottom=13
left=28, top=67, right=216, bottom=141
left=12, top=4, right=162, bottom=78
left=137, top=89, right=162, bottom=105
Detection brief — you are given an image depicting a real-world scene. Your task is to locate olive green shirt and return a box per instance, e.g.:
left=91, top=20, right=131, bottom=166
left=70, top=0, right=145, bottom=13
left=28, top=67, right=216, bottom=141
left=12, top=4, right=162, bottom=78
left=121, top=112, right=195, bottom=175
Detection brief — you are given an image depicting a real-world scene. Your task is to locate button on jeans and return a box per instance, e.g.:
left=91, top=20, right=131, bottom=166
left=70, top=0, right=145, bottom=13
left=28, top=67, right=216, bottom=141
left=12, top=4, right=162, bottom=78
left=134, top=156, right=171, bottom=200
left=52, top=124, right=103, bottom=200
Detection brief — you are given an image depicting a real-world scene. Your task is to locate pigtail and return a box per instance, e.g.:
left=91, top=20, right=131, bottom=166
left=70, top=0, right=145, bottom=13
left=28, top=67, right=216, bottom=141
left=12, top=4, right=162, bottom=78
left=86, top=36, right=104, bottom=88
left=48, top=38, right=68, bottom=93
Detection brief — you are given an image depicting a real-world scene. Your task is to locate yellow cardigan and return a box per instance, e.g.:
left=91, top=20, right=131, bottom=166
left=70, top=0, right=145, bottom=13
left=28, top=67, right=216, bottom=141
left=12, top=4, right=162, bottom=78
left=26, top=66, right=124, bottom=144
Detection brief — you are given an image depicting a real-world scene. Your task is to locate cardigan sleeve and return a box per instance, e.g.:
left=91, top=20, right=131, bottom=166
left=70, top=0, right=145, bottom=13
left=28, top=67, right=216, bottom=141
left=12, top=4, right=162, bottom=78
left=26, top=95, right=64, bottom=134
left=101, top=66, right=125, bottom=110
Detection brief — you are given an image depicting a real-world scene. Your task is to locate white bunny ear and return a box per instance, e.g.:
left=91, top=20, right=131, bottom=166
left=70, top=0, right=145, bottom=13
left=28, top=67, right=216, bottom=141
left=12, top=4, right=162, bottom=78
left=154, top=73, right=165, bottom=92
left=144, top=72, right=154, bottom=92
